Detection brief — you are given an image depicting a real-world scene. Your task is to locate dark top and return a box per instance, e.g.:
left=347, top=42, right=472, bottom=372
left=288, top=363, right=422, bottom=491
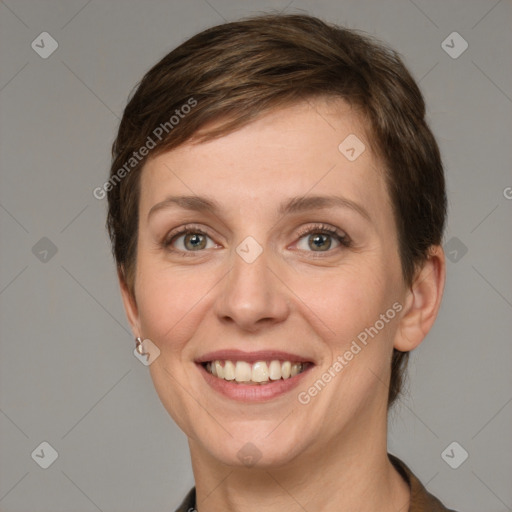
left=174, top=453, right=458, bottom=511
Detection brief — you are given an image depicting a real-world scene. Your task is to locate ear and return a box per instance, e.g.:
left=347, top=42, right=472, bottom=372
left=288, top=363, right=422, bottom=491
left=118, top=268, right=141, bottom=337
left=394, top=245, right=446, bottom=352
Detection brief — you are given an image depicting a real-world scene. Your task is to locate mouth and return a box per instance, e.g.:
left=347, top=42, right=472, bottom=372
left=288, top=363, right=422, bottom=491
left=195, top=350, right=314, bottom=402
left=202, top=359, right=311, bottom=385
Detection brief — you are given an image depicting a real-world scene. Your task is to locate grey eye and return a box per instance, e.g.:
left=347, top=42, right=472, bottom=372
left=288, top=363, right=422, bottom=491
left=171, top=232, right=215, bottom=251
left=297, top=232, right=341, bottom=252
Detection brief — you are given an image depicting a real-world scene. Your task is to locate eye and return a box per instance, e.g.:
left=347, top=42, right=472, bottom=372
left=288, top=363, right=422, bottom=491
left=163, top=225, right=218, bottom=254
left=295, top=224, right=350, bottom=253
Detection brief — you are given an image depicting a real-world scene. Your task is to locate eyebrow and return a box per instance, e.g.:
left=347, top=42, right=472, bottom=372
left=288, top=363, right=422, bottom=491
left=147, top=194, right=371, bottom=222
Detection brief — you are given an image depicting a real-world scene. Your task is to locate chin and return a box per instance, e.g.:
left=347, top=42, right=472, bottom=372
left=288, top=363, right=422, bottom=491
left=206, top=435, right=306, bottom=469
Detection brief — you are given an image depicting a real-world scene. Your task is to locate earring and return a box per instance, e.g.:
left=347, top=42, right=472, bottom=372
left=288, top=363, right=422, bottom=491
left=135, top=337, right=144, bottom=355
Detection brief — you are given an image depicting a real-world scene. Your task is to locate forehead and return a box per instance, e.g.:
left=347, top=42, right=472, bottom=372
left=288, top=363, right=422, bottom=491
left=139, top=98, right=391, bottom=221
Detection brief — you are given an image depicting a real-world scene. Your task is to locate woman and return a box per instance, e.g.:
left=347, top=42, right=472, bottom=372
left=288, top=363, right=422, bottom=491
left=107, top=13, right=457, bottom=512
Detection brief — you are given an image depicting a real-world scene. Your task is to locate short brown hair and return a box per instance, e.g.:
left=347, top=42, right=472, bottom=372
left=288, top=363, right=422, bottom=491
left=107, top=13, right=446, bottom=408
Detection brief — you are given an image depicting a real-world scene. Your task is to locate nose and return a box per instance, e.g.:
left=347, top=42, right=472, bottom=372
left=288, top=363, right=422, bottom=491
left=213, top=245, right=290, bottom=332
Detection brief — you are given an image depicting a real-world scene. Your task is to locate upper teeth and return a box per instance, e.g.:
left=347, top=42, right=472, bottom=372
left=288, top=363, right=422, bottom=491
left=206, top=360, right=305, bottom=383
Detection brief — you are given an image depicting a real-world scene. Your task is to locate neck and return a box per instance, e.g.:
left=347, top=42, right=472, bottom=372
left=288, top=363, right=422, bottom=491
left=188, top=406, right=410, bottom=512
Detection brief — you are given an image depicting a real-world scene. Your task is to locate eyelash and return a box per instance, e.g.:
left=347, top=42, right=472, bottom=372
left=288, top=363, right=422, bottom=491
left=295, top=223, right=351, bottom=251
left=162, top=224, right=210, bottom=257
left=162, top=223, right=351, bottom=256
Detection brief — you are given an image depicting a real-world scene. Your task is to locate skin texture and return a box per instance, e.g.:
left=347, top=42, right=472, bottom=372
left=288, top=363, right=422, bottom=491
left=120, top=98, right=445, bottom=512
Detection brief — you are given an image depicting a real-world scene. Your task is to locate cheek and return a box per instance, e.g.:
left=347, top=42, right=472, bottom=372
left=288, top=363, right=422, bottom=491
left=297, top=261, right=402, bottom=400
left=303, top=263, right=394, bottom=339
left=134, top=258, right=218, bottom=353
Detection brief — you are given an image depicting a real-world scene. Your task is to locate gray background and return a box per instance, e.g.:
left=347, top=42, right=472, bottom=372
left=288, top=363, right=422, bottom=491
left=0, top=0, right=511, bottom=511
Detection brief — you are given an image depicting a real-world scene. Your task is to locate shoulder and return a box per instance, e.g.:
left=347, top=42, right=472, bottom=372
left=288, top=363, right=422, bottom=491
left=388, top=453, right=459, bottom=512
left=173, top=486, right=196, bottom=512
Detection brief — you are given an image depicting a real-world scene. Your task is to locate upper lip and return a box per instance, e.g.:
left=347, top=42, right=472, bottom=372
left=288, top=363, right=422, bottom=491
left=195, top=349, right=313, bottom=364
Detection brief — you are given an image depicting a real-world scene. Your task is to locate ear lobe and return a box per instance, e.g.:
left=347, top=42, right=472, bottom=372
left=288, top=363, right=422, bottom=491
left=118, top=268, right=141, bottom=337
left=394, top=245, right=446, bottom=352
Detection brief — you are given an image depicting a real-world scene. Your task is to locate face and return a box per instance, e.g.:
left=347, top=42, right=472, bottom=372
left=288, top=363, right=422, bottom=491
left=122, top=98, right=411, bottom=468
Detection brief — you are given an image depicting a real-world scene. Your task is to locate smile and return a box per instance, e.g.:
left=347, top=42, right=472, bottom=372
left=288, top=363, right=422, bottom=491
left=195, top=350, right=314, bottom=402
left=203, top=360, right=309, bottom=384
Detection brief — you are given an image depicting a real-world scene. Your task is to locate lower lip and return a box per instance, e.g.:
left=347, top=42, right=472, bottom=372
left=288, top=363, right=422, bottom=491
left=197, top=363, right=313, bottom=402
